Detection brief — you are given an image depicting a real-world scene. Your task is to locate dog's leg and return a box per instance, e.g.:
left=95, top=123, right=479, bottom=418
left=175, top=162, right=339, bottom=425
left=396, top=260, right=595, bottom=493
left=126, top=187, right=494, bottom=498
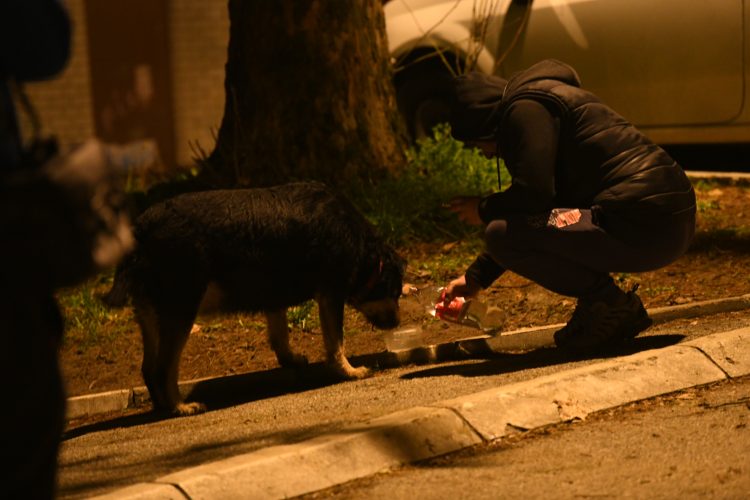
left=134, top=302, right=166, bottom=408
left=265, top=309, right=308, bottom=367
left=156, top=311, right=204, bottom=416
left=135, top=300, right=205, bottom=416
left=317, top=295, right=371, bottom=379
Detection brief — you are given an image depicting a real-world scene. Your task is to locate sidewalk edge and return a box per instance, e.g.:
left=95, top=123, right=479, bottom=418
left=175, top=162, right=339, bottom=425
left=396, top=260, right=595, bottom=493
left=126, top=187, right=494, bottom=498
left=90, top=327, right=750, bottom=500
left=66, top=293, right=750, bottom=420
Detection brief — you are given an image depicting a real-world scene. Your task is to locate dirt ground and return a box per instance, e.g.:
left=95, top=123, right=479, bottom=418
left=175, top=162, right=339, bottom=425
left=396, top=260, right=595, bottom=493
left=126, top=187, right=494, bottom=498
left=58, top=181, right=750, bottom=400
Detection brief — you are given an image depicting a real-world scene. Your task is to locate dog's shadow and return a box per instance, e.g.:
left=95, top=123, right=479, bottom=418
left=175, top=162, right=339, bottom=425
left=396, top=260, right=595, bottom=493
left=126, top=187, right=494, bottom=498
left=186, top=362, right=346, bottom=409
left=64, top=334, right=684, bottom=439
left=400, top=333, right=686, bottom=380
left=63, top=363, right=348, bottom=439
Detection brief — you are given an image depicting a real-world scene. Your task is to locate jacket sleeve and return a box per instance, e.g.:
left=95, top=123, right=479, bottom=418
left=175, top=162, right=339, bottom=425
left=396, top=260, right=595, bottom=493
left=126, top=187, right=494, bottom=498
left=0, top=0, right=71, bottom=81
left=478, top=99, right=559, bottom=223
left=465, top=252, right=504, bottom=289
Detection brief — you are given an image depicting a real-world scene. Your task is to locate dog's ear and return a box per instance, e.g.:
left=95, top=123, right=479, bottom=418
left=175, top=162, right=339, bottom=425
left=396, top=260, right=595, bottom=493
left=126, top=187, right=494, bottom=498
left=378, top=244, right=406, bottom=297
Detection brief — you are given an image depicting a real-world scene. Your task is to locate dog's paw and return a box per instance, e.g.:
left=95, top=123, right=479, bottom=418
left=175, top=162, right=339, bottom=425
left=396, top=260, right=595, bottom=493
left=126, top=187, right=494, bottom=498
left=340, top=364, right=371, bottom=380
left=278, top=352, right=309, bottom=368
left=173, top=401, right=207, bottom=417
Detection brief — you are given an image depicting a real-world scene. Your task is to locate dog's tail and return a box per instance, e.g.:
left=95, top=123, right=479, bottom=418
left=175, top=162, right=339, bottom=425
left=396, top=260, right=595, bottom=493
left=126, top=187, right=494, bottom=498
left=100, top=252, right=135, bottom=307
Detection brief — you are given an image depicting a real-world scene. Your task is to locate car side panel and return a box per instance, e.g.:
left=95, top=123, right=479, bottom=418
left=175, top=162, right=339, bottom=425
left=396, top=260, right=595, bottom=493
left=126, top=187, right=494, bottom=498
left=503, top=0, right=744, bottom=127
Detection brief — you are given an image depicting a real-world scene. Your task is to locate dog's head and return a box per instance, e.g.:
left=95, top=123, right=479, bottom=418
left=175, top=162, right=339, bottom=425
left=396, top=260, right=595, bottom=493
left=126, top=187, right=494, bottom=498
left=349, top=246, right=406, bottom=330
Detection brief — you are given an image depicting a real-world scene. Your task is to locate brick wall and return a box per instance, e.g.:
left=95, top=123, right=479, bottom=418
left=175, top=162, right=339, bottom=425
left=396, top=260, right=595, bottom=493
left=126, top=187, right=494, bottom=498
left=169, top=0, right=229, bottom=167
left=21, top=0, right=95, bottom=154
left=17, top=0, right=229, bottom=170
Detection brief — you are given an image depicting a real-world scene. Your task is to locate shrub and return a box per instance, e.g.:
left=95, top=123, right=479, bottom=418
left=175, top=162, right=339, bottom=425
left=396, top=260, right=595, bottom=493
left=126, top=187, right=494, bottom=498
left=347, top=124, right=510, bottom=244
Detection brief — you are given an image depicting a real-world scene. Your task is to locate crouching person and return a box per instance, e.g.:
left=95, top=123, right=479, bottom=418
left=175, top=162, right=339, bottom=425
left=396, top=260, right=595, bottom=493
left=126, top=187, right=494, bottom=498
left=443, top=59, right=695, bottom=354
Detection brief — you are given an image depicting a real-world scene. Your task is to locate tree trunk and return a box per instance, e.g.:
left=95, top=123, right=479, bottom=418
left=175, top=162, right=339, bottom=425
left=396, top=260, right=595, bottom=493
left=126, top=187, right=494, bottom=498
left=204, top=0, right=406, bottom=188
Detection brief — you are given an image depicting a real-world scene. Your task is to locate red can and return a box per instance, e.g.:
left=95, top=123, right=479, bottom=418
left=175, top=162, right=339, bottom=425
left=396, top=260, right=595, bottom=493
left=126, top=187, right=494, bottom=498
left=434, top=289, right=466, bottom=323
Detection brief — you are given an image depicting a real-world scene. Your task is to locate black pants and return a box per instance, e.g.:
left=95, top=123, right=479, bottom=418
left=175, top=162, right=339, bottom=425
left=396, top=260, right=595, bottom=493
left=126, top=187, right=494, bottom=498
left=484, top=207, right=696, bottom=299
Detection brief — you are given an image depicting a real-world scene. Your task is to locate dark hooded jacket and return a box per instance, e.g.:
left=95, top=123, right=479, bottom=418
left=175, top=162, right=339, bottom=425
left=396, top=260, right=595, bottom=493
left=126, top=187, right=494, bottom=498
left=452, top=59, right=696, bottom=287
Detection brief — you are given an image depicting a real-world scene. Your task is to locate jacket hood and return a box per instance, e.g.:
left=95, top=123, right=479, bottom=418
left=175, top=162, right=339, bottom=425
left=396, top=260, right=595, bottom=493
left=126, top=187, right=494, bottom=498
left=504, top=59, right=582, bottom=95
left=449, top=60, right=580, bottom=142
left=449, top=72, right=508, bottom=141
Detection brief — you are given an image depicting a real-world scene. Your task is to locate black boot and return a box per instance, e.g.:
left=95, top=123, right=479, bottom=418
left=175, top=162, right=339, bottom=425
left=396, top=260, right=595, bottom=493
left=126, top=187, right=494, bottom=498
left=554, top=285, right=652, bottom=354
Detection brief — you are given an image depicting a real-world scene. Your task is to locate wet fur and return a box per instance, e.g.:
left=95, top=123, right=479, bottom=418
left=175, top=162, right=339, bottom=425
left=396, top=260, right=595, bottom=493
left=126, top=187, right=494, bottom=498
left=107, top=181, right=405, bottom=416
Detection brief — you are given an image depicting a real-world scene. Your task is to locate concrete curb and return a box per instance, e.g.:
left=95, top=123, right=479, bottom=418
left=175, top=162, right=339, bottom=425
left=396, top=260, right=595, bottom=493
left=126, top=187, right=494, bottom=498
left=92, top=326, right=750, bottom=500
left=66, top=293, right=750, bottom=420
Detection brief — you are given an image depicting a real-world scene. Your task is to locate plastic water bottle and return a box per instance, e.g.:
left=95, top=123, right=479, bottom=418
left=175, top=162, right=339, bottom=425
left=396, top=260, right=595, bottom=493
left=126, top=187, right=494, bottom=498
left=383, top=325, right=424, bottom=351
left=431, top=287, right=503, bottom=334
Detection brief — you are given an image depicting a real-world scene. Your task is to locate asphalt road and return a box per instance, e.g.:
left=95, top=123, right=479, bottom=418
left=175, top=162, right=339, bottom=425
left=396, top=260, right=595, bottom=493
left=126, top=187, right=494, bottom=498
left=305, top=374, right=750, bottom=500
left=57, top=306, right=750, bottom=499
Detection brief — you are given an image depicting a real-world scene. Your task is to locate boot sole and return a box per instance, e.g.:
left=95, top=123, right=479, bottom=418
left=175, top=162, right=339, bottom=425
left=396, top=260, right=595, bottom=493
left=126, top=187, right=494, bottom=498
left=620, top=313, right=653, bottom=341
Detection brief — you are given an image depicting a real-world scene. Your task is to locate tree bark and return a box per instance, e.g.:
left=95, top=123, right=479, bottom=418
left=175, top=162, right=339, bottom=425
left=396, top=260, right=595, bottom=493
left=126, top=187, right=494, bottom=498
left=204, top=0, right=406, bottom=188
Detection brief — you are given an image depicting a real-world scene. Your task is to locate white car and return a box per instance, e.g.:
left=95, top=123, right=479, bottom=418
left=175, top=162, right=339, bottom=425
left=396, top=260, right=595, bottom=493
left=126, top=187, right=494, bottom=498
left=385, top=0, right=749, bottom=146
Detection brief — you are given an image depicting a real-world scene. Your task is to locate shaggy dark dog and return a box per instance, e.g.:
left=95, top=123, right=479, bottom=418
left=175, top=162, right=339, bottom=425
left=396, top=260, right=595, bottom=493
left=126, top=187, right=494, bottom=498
left=107, top=181, right=405, bottom=416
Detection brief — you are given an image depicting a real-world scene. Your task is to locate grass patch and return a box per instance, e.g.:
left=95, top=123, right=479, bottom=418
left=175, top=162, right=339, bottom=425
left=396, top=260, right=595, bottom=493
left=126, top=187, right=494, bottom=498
left=409, top=238, right=485, bottom=283
left=288, top=300, right=318, bottom=332
left=691, top=179, right=720, bottom=192
left=642, top=285, right=677, bottom=296
left=697, top=199, right=720, bottom=213
left=691, top=227, right=750, bottom=252
left=345, top=124, right=509, bottom=245
left=57, top=275, right=131, bottom=351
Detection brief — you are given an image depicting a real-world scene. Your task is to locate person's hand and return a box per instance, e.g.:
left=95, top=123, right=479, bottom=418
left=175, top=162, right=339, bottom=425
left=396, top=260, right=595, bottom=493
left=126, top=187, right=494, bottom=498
left=446, top=196, right=482, bottom=225
left=444, top=275, right=482, bottom=300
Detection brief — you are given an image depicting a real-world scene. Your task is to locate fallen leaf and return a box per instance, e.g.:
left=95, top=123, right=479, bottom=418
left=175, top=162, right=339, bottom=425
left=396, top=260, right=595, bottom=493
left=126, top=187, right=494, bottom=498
left=441, top=241, right=458, bottom=252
